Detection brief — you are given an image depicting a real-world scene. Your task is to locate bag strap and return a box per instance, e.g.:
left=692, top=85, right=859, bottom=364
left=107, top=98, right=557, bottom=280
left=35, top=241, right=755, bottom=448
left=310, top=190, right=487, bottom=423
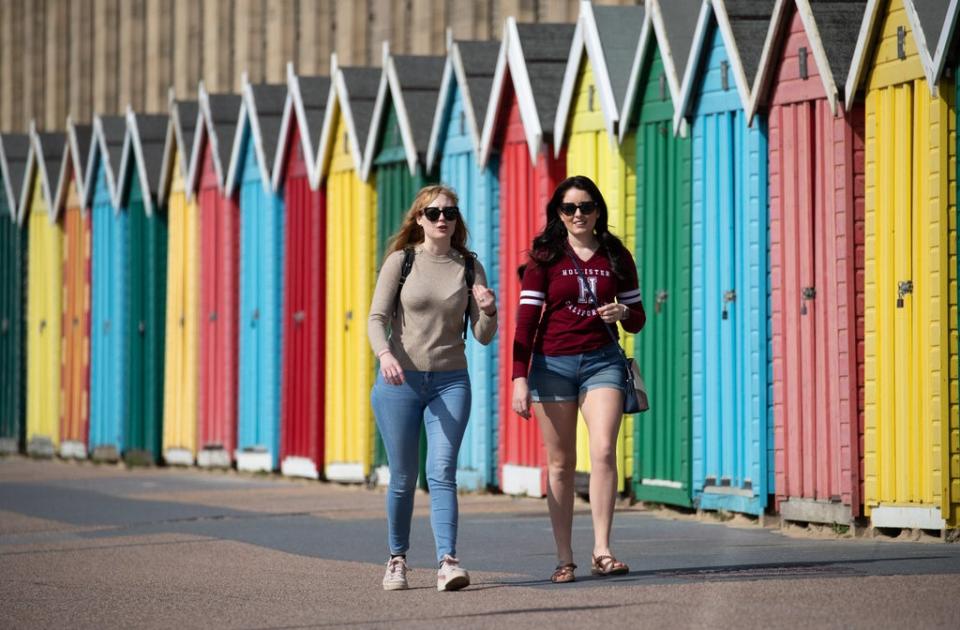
left=392, top=247, right=416, bottom=319
left=565, top=250, right=632, bottom=368
left=463, top=253, right=475, bottom=340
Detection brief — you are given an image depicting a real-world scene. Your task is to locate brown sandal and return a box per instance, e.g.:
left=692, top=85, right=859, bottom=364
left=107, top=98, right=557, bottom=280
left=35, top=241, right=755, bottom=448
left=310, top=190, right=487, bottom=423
left=591, top=554, right=629, bottom=576
left=551, top=563, right=577, bottom=583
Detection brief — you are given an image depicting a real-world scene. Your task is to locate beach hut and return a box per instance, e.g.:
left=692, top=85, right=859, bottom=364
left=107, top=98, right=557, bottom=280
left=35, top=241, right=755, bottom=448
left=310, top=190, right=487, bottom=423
left=116, top=109, right=169, bottom=463
left=160, top=93, right=200, bottom=465
left=749, top=0, right=867, bottom=525
left=57, top=119, right=93, bottom=459
left=479, top=19, right=573, bottom=497
left=225, top=77, right=287, bottom=472
left=846, top=0, right=958, bottom=531
left=186, top=85, right=242, bottom=468
left=86, top=115, right=128, bottom=461
left=20, top=126, right=66, bottom=457
left=674, top=0, right=775, bottom=516
left=0, top=133, right=30, bottom=454
left=554, top=0, right=645, bottom=494
left=272, top=64, right=330, bottom=479
left=618, top=0, right=698, bottom=507
left=425, top=35, right=501, bottom=490
left=315, top=55, right=380, bottom=482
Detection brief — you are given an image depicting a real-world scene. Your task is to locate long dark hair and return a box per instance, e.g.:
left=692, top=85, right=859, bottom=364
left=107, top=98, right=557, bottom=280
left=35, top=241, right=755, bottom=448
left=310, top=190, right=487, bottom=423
left=520, top=175, right=629, bottom=279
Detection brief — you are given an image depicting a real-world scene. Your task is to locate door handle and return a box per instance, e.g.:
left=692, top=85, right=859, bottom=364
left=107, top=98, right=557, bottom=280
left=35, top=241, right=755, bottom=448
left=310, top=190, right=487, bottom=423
left=138, top=321, right=146, bottom=335
left=209, top=311, right=218, bottom=322
left=722, top=290, right=736, bottom=320
left=345, top=309, right=353, bottom=332
left=1, top=318, right=8, bottom=333
left=103, top=320, right=111, bottom=333
left=39, top=319, right=47, bottom=333
left=293, top=310, right=306, bottom=324
left=801, top=286, right=815, bottom=316
left=655, top=290, right=668, bottom=314
left=179, top=313, right=185, bottom=328
left=897, top=280, right=913, bottom=308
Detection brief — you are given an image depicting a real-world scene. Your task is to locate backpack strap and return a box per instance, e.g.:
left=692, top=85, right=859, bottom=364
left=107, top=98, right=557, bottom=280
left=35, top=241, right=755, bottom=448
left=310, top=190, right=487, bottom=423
left=463, top=253, right=475, bottom=339
left=392, top=247, right=416, bottom=320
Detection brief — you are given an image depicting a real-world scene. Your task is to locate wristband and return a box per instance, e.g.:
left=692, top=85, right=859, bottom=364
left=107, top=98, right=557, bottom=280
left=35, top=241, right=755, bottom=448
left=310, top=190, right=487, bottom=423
left=377, top=348, right=392, bottom=358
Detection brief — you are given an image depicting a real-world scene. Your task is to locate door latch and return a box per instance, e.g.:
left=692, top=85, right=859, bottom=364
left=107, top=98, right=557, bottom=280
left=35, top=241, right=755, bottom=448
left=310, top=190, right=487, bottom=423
left=179, top=314, right=185, bottom=328
left=722, top=289, right=736, bottom=320
left=345, top=309, right=353, bottom=332
left=293, top=310, right=306, bottom=324
left=897, top=280, right=913, bottom=308
left=655, top=290, right=669, bottom=314
left=209, top=311, right=218, bottom=322
left=138, top=321, right=146, bottom=335
left=251, top=308, right=260, bottom=325
left=800, top=286, right=815, bottom=315
left=39, top=319, right=47, bottom=333
left=103, top=320, right=111, bottom=333
left=2, top=317, right=9, bottom=332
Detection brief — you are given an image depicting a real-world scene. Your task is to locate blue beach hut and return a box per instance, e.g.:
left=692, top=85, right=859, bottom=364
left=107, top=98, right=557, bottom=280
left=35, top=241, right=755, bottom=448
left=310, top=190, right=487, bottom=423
left=674, top=0, right=775, bottom=516
left=425, top=34, right=501, bottom=491
left=86, top=115, right=129, bottom=461
left=224, top=76, right=287, bottom=472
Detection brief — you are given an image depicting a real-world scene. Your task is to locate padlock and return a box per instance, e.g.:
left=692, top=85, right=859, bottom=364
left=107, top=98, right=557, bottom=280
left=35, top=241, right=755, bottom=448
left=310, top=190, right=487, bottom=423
left=722, top=308, right=728, bottom=320
left=897, top=297, right=904, bottom=308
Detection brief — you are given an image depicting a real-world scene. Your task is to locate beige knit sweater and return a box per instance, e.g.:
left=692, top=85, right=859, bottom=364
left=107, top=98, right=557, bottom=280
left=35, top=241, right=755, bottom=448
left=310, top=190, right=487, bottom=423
left=368, top=247, right=498, bottom=372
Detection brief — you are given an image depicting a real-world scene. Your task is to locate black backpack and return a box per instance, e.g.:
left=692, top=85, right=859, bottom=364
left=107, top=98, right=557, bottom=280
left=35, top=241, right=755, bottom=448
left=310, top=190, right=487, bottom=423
left=392, top=247, right=475, bottom=339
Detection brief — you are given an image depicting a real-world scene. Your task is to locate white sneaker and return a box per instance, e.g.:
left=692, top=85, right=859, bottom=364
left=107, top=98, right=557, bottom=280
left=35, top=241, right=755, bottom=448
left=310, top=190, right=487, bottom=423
left=436, top=554, right=470, bottom=591
left=382, top=556, right=409, bottom=591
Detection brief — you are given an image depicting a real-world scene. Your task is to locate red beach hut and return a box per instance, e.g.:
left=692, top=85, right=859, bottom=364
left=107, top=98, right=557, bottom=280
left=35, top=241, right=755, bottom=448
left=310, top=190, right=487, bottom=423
left=749, top=0, right=867, bottom=525
left=186, top=84, right=242, bottom=467
left=479, top=18, right=573, bottom=497
left=273, top=64, right=330, bottom=479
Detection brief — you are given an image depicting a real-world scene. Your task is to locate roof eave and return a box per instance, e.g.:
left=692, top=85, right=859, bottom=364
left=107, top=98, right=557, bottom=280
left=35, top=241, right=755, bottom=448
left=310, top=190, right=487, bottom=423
left=674, top=0, right=714, bottom=134
left=844, top=0, right=882, bottom=111
left=478, top=27, right=511, bottom=168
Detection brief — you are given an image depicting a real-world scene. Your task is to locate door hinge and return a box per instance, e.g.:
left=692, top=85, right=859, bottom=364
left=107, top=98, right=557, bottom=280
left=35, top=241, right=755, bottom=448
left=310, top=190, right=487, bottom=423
left=798, top=47, right=808, bottom=80
left=897, top=26, right=906, bottom=60
left=720, top=61, right=730, bottom=91
left=588, top=84, right=596, bottom=112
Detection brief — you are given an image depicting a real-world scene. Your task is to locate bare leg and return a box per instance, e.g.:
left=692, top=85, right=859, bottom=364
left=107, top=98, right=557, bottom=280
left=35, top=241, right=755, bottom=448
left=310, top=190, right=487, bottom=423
left=533, top=401, right=579, bottom=565
left=580, top=387, right=623, bottom=558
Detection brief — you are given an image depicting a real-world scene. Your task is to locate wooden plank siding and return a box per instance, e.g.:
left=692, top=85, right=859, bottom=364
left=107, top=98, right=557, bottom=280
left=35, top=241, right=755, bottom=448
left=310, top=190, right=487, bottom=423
left=0, top=0, right=642, bottom=132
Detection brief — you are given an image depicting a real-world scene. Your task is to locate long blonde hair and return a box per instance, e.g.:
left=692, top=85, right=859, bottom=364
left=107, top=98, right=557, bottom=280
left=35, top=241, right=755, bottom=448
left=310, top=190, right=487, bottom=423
left=385, top=184, right=471, bottom=261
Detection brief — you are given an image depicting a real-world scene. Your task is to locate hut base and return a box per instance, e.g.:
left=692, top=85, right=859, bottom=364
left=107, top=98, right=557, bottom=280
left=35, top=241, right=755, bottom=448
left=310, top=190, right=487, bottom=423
left=281, top=456, right=319, bottom=480
left=325, top=462, right=365, bottom=483
left=27, top=436, right=55, bottom=458
left=164, top=448, right=194, bottom=466
left=59, top=441, right=88, bottom=459
left=456, top=469, right=485, bottom=492
left=0, top=437, right=20, bottom=454
left=870, top=505, right=945, bottom=530
left=780, top=498, right=853, bottom=526
left=91, top=445, right=119, bottom=462
left=371, top=465, right=390, bottom=487
left=197, top=447, right=231, bottom=468
left=236, top=449, right=272, bottom=473
left=500, top=464, right=542, bottom=497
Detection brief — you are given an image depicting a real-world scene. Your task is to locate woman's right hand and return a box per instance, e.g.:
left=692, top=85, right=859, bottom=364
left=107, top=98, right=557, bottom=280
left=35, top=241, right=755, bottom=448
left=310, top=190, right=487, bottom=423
left=512, top=378, right=531, bottom=419
left=379, top=351, right=405, bottom=385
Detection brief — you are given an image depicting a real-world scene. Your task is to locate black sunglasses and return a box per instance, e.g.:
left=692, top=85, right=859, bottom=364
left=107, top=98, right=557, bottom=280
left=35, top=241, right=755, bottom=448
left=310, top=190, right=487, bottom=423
left=558, top=201, right=598, bottom=217
left=423, top=206, right=460, bottom=222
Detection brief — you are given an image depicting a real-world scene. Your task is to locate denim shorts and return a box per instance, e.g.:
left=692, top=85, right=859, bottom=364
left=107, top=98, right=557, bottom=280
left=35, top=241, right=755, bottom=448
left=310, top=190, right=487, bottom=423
left=528, top=343, right=626, bottom=402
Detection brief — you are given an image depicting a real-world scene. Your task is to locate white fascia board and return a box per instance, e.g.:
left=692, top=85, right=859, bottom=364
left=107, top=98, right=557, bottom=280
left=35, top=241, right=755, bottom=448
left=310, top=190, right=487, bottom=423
left=795, top=0, right=840, bottom=114
left=0, top=139, right=13, bottom=220
left=581, top=1, right=621, bottom=142
left=223, top=99, right=250, bottom=197
left=507, top=18, right=546, bottom=165
left=387, top=57, right=421, bottom=177
left=121, top=108, right=155, bottom=217
left=112, top=125, right=133, bottom=215
left=426, top=53, right=456, bottom=174
left=932, top=0, right=960, bottom=83
left=553, top=16, right=587, bottom=157
left=844, top=0, right=881, bottom=111
left=313, top=73, right=339, bottom=186
left=82, top=117, right=104, bottom=208
left=712, top=0, right=755, bottom=115
left=361, top=66, right=391, bottom=182
left=157, top=108, right=178, bottom=207
left=478, top=31, right=511, bottom=168
left=245, top=81, right=275, bottom=194
left=651, top=0, right=686, bottom=111
left=16, top=123, right=38, bottom=226
left=453, top=45, right=485, bottom=163
left=619, top=12, right=654, bottom=143
left=747, top=0, right=790, bottom=123
left=674, top=0, right=714, bottom=135
left=272, top=86, right=298, bottom=192
left=902, top=0, right=944, bottom=95
left=52, top=120, right=79, bottom=220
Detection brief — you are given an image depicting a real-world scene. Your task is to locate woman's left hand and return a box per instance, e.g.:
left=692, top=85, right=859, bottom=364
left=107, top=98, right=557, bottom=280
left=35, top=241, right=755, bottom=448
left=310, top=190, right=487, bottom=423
left=473, top=284, right=497, bottom=316
left=597, top=302, right=628, bottom=324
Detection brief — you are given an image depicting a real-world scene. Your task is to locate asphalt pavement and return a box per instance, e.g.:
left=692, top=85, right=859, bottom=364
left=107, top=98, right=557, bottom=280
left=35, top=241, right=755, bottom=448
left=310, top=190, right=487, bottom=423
left=1, top=456, right=958, bottom=629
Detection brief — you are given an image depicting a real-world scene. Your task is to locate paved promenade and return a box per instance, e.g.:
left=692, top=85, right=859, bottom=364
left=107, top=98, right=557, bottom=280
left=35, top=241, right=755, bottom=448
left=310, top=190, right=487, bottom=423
left=1, top=457, right=958, bottom=629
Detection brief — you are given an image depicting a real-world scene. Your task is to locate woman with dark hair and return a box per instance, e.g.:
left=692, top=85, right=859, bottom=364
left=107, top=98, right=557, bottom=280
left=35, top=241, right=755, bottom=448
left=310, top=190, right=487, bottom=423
left=512, top=175, right=645, bottom=583
left=368, top=185, right=498, bottom=592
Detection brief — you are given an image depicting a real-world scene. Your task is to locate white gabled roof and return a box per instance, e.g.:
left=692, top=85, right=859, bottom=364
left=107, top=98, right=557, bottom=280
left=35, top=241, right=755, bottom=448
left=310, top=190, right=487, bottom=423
left=933, top=1, right=960, bottom=83
left=224, top=74, right=287, bottom=196
left=19, top=122, right=66, bottom=225
left=316, top=53, right=379, bottom=183
left=83, top=114, right=127, bottom=210
left=272, top=63, right=334, bottom=192
left=52, top=117, right=92, bottom=220
left=845, top=0, right=956, bottom=109
left=185, top=82, right=243, bottom=195
left=553, top=1, right=646, bottom=154
left=158, top=90, right=199, bottom=205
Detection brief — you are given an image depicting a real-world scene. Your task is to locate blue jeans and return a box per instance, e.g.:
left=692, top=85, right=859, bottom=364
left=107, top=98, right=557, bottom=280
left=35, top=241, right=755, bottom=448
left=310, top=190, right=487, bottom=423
left=371, top=369, right=471, bottom=563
